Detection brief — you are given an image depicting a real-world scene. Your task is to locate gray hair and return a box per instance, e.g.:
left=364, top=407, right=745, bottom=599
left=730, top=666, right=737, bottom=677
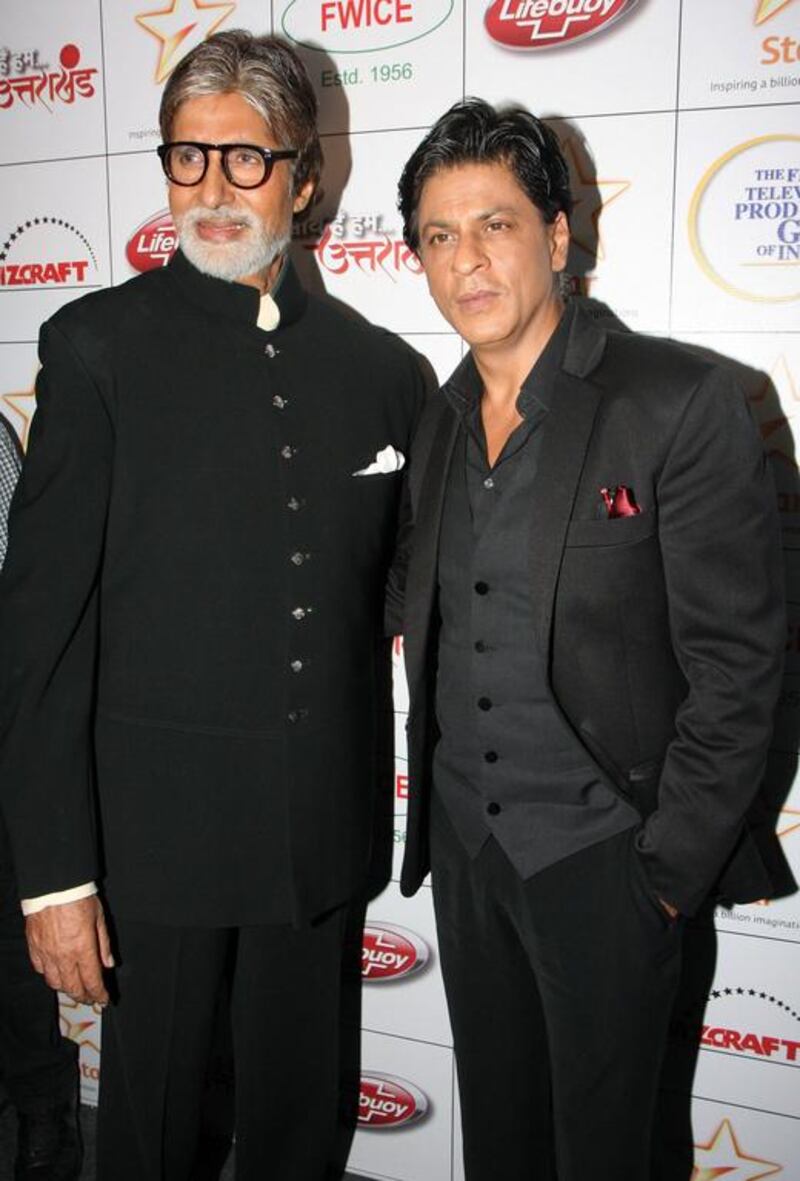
left=159, top=30, right=322, bottom=200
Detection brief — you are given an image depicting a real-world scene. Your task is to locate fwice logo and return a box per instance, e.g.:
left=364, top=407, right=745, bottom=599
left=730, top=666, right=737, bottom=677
left=694, top=1119, right=781, bottom=1179
left=126, top=210, right=177, bottom=272
left=484, top=0, right=638, bottom=50
left=689, top=134, right=800, bottom=304
left=358, top=1072, right=429, bottom=1128
left=0, top=216, right=98, bottom=290
left=362, top=921, right=430, bottom=981
left=281, top=0, right=453, bottom=53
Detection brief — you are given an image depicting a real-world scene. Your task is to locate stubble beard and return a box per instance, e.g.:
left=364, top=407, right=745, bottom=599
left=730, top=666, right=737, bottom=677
left=176, top=203, right=291, bottom=282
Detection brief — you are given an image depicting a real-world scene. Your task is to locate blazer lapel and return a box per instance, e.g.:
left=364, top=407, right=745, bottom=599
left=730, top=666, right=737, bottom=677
left=403, top=400, right=459, bottom=686
left=529, top=306, right=609, bottom=656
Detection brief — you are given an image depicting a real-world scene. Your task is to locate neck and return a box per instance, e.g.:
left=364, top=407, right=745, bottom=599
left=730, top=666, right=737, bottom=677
left=239, top=252, right=285, bottom=295
left=473, top=294, right=564, bottom=406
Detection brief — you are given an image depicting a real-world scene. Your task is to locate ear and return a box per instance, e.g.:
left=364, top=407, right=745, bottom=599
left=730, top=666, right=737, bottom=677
left=292, top=177, right=315, bottom=215
left=549, top=210, right=570, bottom=273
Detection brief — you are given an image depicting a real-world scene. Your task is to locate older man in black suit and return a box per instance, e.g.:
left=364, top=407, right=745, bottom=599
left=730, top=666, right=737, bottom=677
left=0, top=31, right=424, bottom=1181
left=388, top=100, right=784, bottom=1180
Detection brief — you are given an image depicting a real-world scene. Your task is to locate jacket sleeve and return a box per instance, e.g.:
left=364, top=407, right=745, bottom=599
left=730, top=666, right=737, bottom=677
left=0, top=318, right=114, bottom=899
left=635, top=364, right=785, bottom=915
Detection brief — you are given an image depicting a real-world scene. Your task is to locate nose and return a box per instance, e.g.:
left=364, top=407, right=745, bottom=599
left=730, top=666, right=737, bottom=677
left=451, top=230, right=487, bottom=276
left=194, top=150, right=235, bottom=209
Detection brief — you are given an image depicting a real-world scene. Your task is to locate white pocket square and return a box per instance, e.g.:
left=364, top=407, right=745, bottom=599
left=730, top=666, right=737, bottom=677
left=353, top=445, right=406, bottom=476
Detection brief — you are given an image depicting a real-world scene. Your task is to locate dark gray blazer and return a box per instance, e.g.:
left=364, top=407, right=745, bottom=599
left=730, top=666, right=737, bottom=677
left=390, top=305, right=785, bottom=916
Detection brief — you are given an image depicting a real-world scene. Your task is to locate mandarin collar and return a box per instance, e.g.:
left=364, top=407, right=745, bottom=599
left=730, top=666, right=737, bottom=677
left=164, top=248, right=307, bottom=331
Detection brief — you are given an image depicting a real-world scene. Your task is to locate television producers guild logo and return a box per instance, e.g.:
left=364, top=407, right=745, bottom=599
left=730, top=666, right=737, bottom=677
left=689, top=134, right=800, bottom=304
left=0, top=43, right=98, bottom=112
left=362, top=921, right=430, bottom=982
left=0, top=216, right=98, bottom=291
left=693, top=1119, right=781, bottom=1180
left=136, top=0, right=237, bottom=84
left=281, top=0, right=453, bottom=53
left=484, top=0, right=638, bottom=50
left=358, top=1072, right=429, bottom=1129
left=127, top=210, right=178, bottom=272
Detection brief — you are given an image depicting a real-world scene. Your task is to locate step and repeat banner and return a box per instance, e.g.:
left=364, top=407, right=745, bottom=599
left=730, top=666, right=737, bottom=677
left=2, top=1, right=799, bottom=1177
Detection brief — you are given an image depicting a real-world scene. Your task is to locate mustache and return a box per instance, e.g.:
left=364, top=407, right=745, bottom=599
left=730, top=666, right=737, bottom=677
left=178, top=204, right=260, bottom=230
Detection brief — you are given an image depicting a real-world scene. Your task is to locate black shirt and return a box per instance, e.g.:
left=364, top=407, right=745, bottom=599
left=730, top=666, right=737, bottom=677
left=434, top=304, right=637, bottom=877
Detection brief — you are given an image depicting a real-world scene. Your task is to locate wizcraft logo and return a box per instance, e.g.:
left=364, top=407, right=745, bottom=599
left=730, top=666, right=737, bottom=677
left=672, top=986, right=800, bottom=1074
left=358, top=1072, right=429, bottom=1129
left=281, top=0, right=453, bottom=53
left=0, top=217, right=98, bottom=291
left=136, top=0, right=237, bottom=84
left=689, top=135, right=800, bottom=305
left=693, top=1119, right=782, bottom=1180
left=126, top=210, right=177, bottom=272
left=0, top=43, right=98, bottom=112
left=362, top=921, right=430, bottom=982
left=484, top=0, right=638, bottom=50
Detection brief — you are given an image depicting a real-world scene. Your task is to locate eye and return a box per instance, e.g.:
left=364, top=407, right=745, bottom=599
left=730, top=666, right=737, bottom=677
left=229, top=147, right=263, bottom=168
left=427, top=231, right=454, bottom=247
left=176, top=145, right=203, bottom=167
left=486, top=219, right=511, bottom=233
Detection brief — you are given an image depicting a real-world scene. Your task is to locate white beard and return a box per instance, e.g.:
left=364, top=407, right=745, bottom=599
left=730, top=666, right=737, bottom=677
left=176, top=203, right=290, bottom=282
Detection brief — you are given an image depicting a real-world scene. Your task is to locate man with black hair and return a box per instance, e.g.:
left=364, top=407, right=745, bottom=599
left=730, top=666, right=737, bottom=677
left=389, top=99, right=784, bottom=1179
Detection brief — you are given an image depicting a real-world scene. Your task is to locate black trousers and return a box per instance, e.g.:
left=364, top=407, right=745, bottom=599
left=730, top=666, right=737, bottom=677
left=0, top=818, right=77, bottom=1113
left=430, top=795, right=683, bottom=1181
left=97, top=904, right=354, bottom=1181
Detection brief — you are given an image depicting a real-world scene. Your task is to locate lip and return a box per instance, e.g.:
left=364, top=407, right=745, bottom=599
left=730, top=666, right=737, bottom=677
left=195, top=219, right=250, bottom=242
left=456, top=289, right=501, bottom=312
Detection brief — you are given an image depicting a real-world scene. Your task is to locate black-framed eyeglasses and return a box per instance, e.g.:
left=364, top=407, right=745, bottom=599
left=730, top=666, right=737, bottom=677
left=157, top=141, right=299, bottom=189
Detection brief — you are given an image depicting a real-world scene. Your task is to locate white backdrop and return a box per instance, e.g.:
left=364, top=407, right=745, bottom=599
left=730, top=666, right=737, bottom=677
left=1, top=2, right=799, bottom=1177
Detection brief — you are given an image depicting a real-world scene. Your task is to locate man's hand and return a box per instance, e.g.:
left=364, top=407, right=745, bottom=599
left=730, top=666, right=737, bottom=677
left=25, top=895, right=114, bottom=1005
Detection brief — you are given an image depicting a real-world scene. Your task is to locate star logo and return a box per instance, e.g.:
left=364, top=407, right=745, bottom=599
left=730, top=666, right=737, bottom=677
left=755, top=0, right=797, bottom=25
left=562, top=137, right=630, bottom=264
left=136, top=0, right=236, bottom=84
left=693, top=1119, right=781, bottom=1180
left=1, top=386, right=37, bottom=452
left=748, top=355, right=799, bottom=471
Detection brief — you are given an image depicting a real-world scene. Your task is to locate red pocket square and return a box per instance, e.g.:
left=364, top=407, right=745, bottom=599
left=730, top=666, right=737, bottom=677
left=600, top=485, right=641, bottom=518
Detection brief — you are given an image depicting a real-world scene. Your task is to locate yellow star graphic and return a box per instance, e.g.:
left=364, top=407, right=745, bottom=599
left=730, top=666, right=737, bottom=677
left=755, top=0, right=797, bottom=25
left=562, top=137, right=630, bottom=264
left=777, top=805, right=800, bottom=839
left=136, top=0, right=237, bottom=85
left=1, top=387, right=37, bottom=452
left=692, top=1119, right=782, bottom=1181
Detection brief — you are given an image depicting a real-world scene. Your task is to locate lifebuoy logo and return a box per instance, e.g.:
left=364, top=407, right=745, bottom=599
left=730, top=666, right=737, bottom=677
left=0, top=216, right=98, bottom=291
left=358, top=1072, right=429, bottom=1128
left=126, top=210, right=178, bottom=272
left=362, top=921, right=430, bottom=981
left=484, top=0, right=638, bottom=50
left=281, top=0, right=453, bottom=53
